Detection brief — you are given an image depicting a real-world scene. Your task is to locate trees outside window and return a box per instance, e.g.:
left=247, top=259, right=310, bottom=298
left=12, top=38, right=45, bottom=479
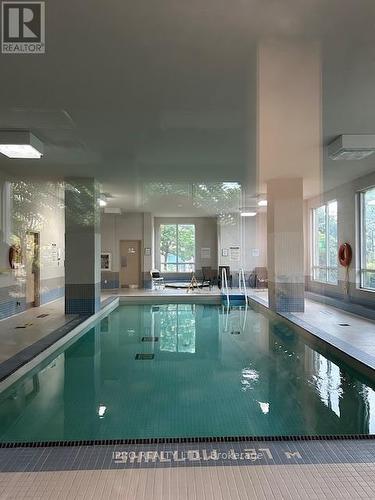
left=160, top=224, right=195, bottom=272
left=312, top=201, right=338, bottom=284
left=360, top=187, right=375, bottom=290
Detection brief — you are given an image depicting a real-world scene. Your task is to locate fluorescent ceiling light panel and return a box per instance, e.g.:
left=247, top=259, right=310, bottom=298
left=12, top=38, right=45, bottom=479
left=0, top=131, right=43, bottom=158
left=328, top=135, right=375, bottom=160
left=241, top=211, right=257, bottom=217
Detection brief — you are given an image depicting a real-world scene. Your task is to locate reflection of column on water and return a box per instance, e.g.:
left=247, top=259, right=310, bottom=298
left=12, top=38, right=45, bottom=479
left=302, top=345, right=372, bottom=434
left=339, top=371, right=370, bottom=434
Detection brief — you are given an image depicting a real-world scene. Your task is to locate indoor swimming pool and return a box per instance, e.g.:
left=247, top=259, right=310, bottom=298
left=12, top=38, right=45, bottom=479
left=0, top=302, right=374, bottom=443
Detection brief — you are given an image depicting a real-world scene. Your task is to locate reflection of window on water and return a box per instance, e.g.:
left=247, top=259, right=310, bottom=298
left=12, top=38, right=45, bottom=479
left=157, top=304, right=196, bottom=353
left=312, top=353, right=342, bottom=417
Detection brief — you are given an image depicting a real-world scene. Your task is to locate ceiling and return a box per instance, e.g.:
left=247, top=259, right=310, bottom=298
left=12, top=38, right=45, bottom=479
left=0, top=0, right=375, bottom=215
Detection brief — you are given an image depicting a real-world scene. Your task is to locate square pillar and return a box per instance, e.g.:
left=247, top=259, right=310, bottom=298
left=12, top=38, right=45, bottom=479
left=267, top=178, right=305, bottom=312
left=65, top=178, right=101, bottom=315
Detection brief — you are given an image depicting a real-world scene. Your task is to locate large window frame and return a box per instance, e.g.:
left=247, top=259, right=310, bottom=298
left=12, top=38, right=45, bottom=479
left=159, top=223, right=195, bottom=273
left=359, top=186, right=375, bottom=290
left=312, top=200, right=338, bottom=285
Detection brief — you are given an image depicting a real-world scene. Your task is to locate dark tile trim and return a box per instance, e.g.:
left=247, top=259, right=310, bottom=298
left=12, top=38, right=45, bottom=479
left=1, top=433, right=375, bottom=448
left=0, top=296, right=118, bottom=382
left=0, top=316, right=86, bottom=382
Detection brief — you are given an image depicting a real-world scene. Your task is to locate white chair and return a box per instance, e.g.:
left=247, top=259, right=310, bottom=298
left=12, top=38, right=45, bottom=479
left=150, top=269, right=165, bottom=290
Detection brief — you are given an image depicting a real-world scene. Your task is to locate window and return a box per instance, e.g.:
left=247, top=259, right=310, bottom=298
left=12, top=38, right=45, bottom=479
left=360, top=187, right=375, bottom=290
left=159, top=224, right=195, bottom=272
left=312, top=200, right=338, bottom=284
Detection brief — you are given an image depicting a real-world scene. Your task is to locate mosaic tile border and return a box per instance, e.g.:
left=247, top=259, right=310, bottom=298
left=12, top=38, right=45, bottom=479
left=1, top=433, right=375, bottom=449
left=1, top=438, right=375, bottom=472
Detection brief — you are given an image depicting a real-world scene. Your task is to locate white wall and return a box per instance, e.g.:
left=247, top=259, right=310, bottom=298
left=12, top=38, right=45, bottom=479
left=218, top=212, right=267, bottom=274
left=101, top=212, right=155, bottom=287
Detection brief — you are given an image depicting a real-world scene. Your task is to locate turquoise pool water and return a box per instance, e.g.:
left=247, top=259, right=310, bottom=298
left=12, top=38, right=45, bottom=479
left=0, top=303, right=375, bottom=442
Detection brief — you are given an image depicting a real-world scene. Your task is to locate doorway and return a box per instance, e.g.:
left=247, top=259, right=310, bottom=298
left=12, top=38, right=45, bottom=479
left=120, top=240, right=141, bottom=288
left=25, top=232, right=40, bottom=307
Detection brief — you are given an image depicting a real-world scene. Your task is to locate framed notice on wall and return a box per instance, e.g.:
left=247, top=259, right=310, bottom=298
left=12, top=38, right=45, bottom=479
left=201, top=247, right=211, bottom=259
left=230, top=246, right=240, bottom=262
left=101, top=252, right=112, bottom=271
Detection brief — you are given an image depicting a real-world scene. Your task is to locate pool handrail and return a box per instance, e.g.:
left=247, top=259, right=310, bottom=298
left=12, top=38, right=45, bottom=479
left=221, top=267, right=230, bottom=308
left=239, top=268, right=248, bottom=302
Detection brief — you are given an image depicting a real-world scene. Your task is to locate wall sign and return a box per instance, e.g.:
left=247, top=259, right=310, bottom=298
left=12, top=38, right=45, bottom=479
left=230, top=246, right=240, bottom=262
left=201, top=247, right=211, bottom=259
left=101, top=252, right=112, bottom=271
left=221, top=248, right=228, bottom=257
left=144, top=247, right=151, bottom=256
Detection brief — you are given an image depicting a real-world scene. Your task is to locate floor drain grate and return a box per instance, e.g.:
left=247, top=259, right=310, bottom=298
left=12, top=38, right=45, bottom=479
left=141, top=337, right=159, bottom=342
left=15, top=323, right=33, bottom=329
left=338, top=323, right=350, bottom=327
left=37, top=314, right=49, bottom=318
left=135, top=353, right=155, bottom=360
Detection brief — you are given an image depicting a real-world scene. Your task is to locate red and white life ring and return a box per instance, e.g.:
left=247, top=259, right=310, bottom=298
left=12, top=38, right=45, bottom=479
left=338, top=243, right=352, bottom=267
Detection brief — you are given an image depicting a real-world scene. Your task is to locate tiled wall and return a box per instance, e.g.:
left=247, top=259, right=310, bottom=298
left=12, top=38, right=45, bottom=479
left=65, top=283, right=101, bottom=315
left=0, top=180, right=65, bottom=320
left=0, top=283, right=27, bottom=320
left=101, top=271, right=119, bottom=289
left=40, top=277, right=64, bottom=305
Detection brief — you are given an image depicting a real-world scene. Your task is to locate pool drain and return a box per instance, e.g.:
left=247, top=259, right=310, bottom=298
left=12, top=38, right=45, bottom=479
left=135, top=353, right=155, bottom=360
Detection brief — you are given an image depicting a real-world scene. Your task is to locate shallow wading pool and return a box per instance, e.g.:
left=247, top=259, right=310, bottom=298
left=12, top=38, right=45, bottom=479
left=0, top=302, right=374, bottom=443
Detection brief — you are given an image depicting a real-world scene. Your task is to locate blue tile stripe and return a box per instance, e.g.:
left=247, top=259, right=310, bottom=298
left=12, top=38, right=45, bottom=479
left=40, top=287, right=64, bottom=305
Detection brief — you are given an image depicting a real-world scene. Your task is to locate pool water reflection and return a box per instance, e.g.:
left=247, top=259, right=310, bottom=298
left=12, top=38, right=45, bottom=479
left=0, top=303, right=374, bottom=442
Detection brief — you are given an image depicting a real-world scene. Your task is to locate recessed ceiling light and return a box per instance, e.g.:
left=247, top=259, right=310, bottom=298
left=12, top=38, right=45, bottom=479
left=258, top=200, right=268, bottom=207
left=241, top=211, right=257, bottom=217
left=0, top=131, right=43, bottom=159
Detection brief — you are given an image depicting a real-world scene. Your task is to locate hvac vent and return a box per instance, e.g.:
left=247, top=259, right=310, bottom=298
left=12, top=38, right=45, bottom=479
left=328, top=135, right=375, bottom=160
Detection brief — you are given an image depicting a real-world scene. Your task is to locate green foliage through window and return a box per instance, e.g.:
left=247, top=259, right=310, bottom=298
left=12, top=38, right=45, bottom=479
left=361, top=187, right=375, bottom=289
left=160, top=224, right=195, bottom=272
left=312, top=201, right=338, bottom=284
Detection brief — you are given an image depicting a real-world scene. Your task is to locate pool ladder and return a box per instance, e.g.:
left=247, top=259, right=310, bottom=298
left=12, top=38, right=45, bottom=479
left=221, top=267, right=248, bottom=306
left=221, top=267, right=248, bottom=333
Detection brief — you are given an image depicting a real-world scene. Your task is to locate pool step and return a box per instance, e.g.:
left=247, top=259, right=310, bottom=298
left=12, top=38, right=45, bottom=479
left=221, top=293, right=247, bottom=306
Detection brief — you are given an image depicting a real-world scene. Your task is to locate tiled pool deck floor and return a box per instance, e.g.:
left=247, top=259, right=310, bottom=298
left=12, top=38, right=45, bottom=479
left=0, top=289, right=375, bottom=498
left=1, top=440, right=375, bottom=499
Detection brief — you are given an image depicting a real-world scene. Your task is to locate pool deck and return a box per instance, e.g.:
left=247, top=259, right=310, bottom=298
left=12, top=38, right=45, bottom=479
left=1, top=439, right=375, bottom=499
left=248, top=290, right=375, bottom=373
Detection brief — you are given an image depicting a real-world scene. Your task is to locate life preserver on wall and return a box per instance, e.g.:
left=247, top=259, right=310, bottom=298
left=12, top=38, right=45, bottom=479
left=338, top=243, right=352, bottom=267
left=8, top=244, right=22, bottom=269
